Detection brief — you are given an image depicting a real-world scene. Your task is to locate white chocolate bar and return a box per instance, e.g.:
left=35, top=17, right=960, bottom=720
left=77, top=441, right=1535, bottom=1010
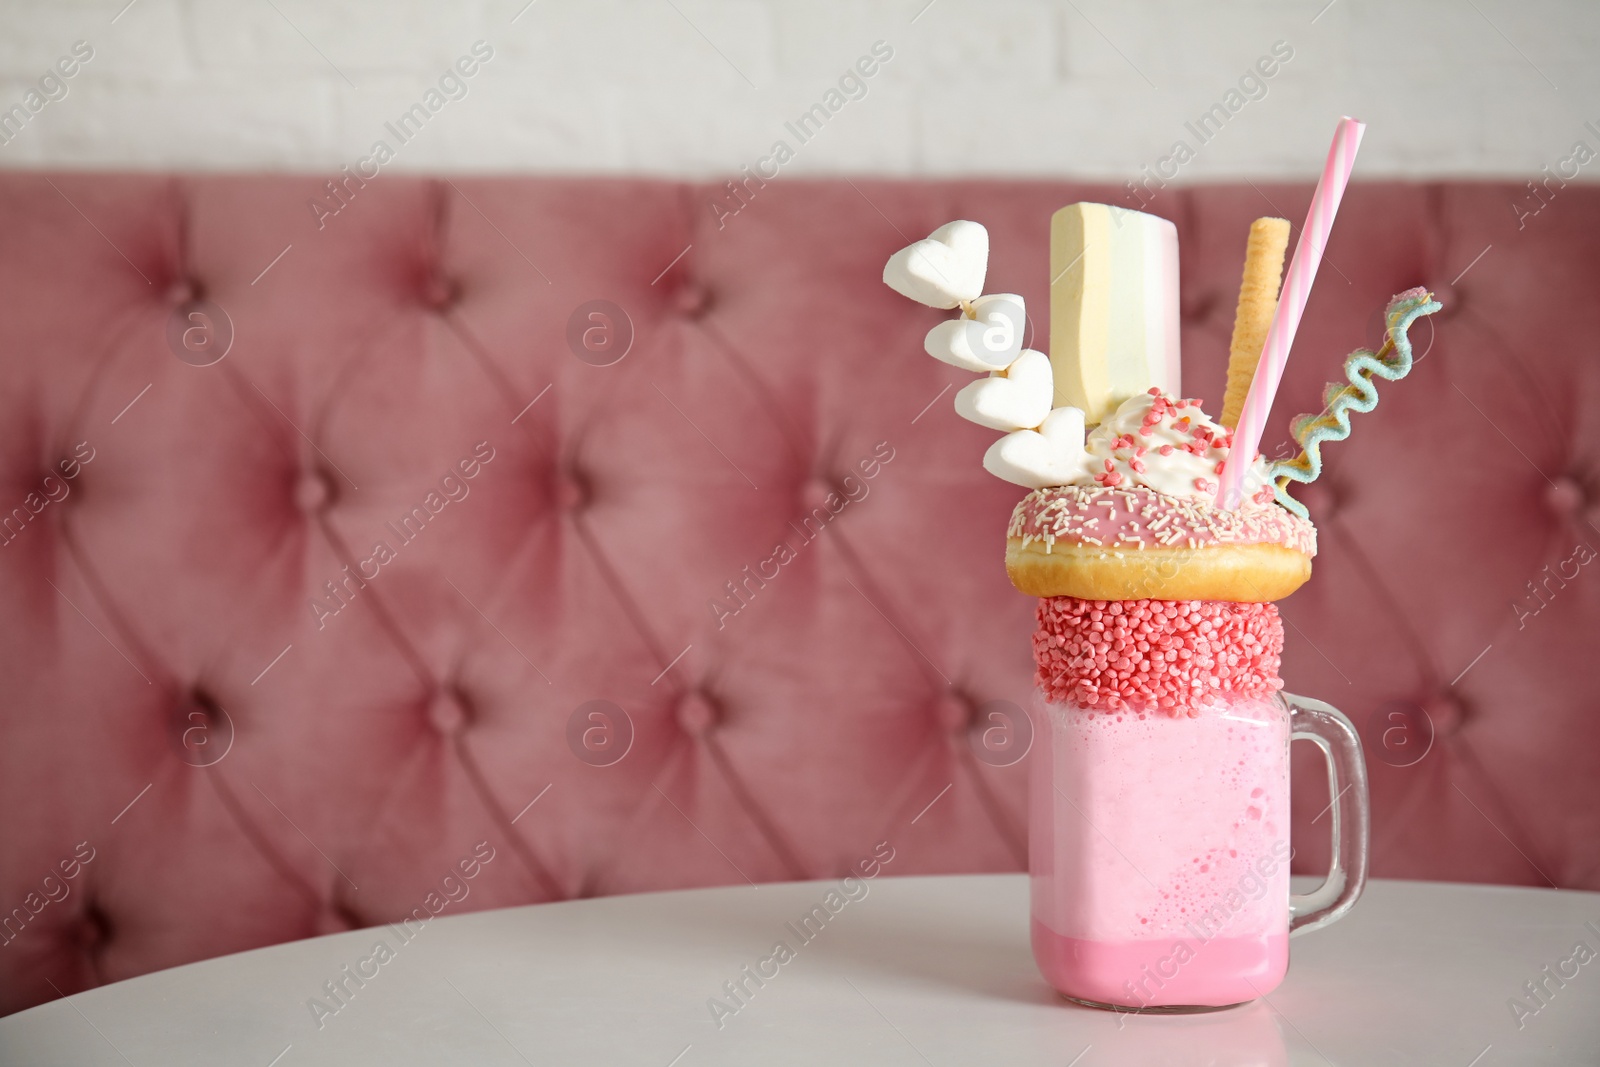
left=1048, top=203, right=1181, bottom=426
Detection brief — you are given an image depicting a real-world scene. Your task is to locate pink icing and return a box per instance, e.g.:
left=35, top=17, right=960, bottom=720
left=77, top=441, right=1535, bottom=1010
left=1033, top=597, right=1284, bottom=716
left=1008, top=485, right=1317, bottom=557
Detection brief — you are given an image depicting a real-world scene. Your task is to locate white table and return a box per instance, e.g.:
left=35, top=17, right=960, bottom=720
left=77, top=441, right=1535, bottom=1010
left=3, top=875, right=1597, bottom=1065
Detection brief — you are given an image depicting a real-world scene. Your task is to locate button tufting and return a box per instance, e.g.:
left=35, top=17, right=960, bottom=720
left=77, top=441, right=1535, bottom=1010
left=1366, top=698, right=1435, bottom=768
left=1180, top=290, right=1219, bottom=322
left=556, top=470, right=588, bottom=512
left=1294, top=481, right=1336, bottom=520
left=1425, top=693, right=1465, bottom=736
left=422, top=274, right=459, bottom=311
left=1426, top=280, right=1459, bottom=319
left=74, top=903, right=112, bottom=954
left=165, top=277, right=199, bottom=306
left=1545, top=476, right=1585, bottom=519
left=935, top=691, right=971, bottom=735
left=43, top=464, right=80, bottom=505
left=428, top=689, right=469, bottom=735
left=172, top=688, right=234, bottom=768
left=674, top=282, right=711, bottom=317
left=315, top=905, right=358, bottom=936
left=799, top=477, right=836, bottom=514
left=676, top=692, right=718, bottom=736
left=294, top=469, right=334, bottom=513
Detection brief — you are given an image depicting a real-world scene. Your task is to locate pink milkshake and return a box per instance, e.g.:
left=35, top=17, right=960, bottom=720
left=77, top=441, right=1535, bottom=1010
left=876, top=208, right=1411, bottom=1017
left=1006, top=401, right=1369, bottom=1012
left=1029, top=692, right=1292, bottom=1009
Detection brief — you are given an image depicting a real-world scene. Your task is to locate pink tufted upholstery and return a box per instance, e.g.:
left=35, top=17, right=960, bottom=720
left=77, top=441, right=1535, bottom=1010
left=1, top=172, right=1596, bottom=1016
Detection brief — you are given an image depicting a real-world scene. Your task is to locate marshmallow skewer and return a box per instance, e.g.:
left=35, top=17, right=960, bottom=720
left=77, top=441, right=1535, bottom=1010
left=955, top=349, right=1053, bottom=431
left=1219, top=217, right=1290, bottom=430
left=925, top=293, right=1025, bottom=372
left=882, top=220, right=989, bottom=310
left=884, top=220, right=1086, bottom=487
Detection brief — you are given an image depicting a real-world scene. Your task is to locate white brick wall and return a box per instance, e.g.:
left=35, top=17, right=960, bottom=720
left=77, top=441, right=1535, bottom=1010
left=0, top=0, right=1595, bottom=178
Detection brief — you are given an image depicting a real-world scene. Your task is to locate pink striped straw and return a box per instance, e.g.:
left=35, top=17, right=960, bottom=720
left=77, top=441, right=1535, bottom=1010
left=1217, top=116, right=1366, bottom=509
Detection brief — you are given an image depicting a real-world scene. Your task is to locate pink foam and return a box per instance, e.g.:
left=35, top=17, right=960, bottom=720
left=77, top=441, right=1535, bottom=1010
left=1029, top=695, right=1292, bottom=946
left=1032, top=920, right=1288, bottom=1008
left=1027, top=695, right=1293, bottom=1007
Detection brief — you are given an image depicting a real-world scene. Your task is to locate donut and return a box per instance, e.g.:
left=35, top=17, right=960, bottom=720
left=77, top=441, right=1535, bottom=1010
left=1006, top=484, right=1315, bottom=603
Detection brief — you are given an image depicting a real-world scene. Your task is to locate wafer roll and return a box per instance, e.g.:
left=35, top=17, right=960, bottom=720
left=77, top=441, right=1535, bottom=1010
left=1220, top=218, right=1290, bottom=429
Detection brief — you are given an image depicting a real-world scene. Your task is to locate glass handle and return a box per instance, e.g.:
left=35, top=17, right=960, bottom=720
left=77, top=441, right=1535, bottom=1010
left=1285, top=693, right=1370, bottom=936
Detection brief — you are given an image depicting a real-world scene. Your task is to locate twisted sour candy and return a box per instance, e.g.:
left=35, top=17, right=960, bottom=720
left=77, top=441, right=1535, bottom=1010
left=1268, top=287, right=1443, bottom=519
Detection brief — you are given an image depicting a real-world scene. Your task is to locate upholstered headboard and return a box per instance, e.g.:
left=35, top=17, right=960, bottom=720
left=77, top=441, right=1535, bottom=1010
left=2, top=172, right=1595, bottom=1014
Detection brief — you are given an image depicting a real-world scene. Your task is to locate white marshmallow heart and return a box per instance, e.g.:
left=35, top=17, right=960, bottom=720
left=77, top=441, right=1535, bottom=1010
left=983, top=406, right=1088, bottom=489
left=923, top=293, right=1025, bottom=372
left=882, top=220, right=988, bottom=309
left=954, top=349, right=1053, bottom=432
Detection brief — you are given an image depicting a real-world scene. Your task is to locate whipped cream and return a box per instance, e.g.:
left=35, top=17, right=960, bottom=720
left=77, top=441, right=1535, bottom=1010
left=1072, top=391, right=1275, bottom=505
